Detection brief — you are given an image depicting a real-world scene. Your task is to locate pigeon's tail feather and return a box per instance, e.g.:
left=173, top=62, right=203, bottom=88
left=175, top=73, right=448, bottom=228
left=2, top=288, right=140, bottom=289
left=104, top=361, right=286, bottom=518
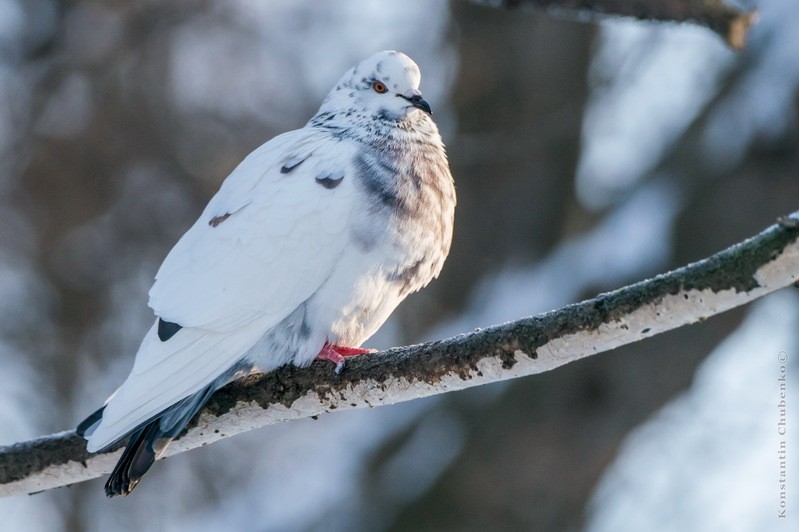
left=102, top=377, right=227, bottom=497
left=104, top=419, right=161, bottom=497
left=76, top=406, right=106, bottom=438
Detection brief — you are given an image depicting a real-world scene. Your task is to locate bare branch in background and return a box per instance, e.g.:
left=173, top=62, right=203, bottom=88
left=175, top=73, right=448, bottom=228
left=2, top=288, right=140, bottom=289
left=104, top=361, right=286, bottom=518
left=1, top=210, right=797, bottom=497
left=470, top=0, right=758, bottom=49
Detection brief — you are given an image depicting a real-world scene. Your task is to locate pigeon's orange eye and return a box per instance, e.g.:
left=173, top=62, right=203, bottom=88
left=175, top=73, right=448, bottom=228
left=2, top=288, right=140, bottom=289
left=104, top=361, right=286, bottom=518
left=372, top=81, right=388, bottom=94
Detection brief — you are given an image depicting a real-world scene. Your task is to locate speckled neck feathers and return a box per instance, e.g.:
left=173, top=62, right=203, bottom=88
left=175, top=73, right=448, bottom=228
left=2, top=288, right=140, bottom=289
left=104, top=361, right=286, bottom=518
left=306, top=52, right=455, bottom=285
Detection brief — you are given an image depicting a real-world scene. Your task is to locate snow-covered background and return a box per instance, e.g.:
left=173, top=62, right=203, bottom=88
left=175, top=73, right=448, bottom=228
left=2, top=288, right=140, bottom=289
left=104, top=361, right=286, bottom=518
left=0, top=0, right=797, bottom=530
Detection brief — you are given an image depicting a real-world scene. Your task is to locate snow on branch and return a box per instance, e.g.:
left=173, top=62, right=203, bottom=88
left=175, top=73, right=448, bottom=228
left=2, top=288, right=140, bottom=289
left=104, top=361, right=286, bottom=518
left=471, top=0, right=758, bottom=49
left=2, top=211, right=798, bottom=497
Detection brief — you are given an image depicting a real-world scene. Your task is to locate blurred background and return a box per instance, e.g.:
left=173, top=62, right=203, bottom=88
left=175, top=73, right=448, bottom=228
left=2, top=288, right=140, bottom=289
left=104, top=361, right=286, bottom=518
left=0, top=0, right=797, bottom=530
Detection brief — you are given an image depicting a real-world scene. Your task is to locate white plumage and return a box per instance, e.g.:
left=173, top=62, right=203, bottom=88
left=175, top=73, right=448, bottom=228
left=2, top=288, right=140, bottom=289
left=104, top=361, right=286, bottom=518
left=87, top=130, right=361, bottom=451
left=79, top=50, right=456, bottom=496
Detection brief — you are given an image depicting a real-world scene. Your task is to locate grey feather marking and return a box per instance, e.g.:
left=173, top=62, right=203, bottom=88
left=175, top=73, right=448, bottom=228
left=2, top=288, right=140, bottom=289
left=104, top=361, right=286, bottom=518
left=158, top=318, right=182, bottom=341
left=386, top=257, right=428, bottom=297
left=249, top=301, right=313, bottom=360
left=375, top=108, right=400, bottom=123
left=387, top=257, right=424, bottom=284
left=209, top=213, right=231, bottom=227
left=315, top=170, right=345, bottom=189
left=354, top=150, right=406, bottom=214
left=281, top=155, right=308, bottom=174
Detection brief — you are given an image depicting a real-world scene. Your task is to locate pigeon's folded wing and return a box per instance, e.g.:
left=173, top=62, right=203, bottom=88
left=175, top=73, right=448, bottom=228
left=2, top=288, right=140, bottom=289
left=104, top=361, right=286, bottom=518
left=149, top=128, right=358, bottom=332
left=87, top=129, right=359, bottom=449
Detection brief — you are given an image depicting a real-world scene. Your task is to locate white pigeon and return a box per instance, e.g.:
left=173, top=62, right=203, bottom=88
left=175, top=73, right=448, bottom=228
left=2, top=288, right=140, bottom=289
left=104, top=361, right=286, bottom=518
left=77, top=50, right=456, bottom=497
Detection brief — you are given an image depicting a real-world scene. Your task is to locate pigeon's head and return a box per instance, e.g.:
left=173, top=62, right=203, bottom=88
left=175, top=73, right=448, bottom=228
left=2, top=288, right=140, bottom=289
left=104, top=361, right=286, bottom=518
left=318, top=51, right=432, bottom=122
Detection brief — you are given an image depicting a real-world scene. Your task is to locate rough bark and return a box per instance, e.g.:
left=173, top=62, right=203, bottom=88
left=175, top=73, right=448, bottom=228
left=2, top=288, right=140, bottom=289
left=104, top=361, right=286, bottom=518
left=1, top=211, right=797, bottom=497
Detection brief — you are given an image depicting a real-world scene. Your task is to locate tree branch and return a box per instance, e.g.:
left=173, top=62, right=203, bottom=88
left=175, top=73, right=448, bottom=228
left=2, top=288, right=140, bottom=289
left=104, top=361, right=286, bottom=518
left=471, top=0, right=758, bottom=50
left=2, top=211, right=798, bottom=497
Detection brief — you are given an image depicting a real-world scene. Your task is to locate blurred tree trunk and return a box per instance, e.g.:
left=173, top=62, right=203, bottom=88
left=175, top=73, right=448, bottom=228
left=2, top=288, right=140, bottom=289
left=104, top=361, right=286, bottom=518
left=389, top=3, right=596, bottom=529
left=401, top=0, right=594, bottom=339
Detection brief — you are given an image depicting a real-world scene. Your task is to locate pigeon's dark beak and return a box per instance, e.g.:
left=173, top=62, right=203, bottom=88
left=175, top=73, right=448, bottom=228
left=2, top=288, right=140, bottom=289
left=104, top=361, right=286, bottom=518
left=399, top=92, right=432, bottom=115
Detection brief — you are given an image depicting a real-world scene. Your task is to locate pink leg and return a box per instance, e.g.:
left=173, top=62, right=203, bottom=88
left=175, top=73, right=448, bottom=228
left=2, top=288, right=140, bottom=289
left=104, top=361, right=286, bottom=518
left=331, top=345, right=374, bottom=356
left=316, top=342, right=375, bottom=373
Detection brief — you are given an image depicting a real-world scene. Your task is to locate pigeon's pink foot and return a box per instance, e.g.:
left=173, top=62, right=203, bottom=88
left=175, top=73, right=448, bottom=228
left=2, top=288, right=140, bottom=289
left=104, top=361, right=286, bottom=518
left=331, top=345, right=374, bottom=357
left=316, top=343, right=376, bottom=373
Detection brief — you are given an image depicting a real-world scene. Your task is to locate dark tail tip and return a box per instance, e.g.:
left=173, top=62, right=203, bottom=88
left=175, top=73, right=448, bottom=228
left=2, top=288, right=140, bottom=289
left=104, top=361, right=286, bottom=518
left=104, top=422, right=161, bottom=497
left=99, top=374, right=228, bottom=496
